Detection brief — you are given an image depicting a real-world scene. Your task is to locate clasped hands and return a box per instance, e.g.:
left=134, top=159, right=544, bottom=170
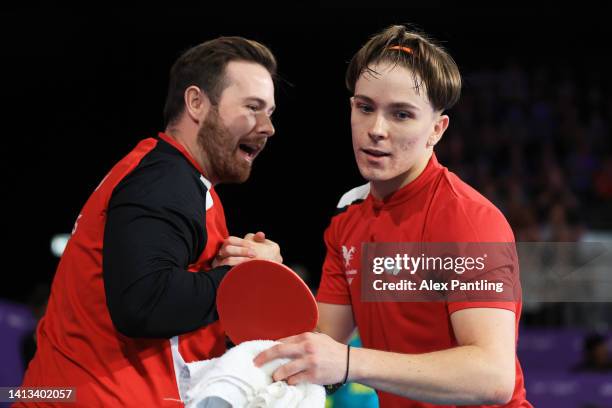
left=213, top=231, right=282, bottom=267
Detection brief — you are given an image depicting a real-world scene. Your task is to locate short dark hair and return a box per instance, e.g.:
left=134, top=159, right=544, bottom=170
left=346, top=25, right=461, bottom=112
left=163, top=36, right=277, bottom=126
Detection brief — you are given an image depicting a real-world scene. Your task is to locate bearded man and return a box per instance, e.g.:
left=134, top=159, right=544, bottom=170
left=18, top=36, right=282, bottom=407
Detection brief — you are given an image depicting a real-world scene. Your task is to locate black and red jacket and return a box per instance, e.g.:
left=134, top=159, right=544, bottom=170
left=19, top=133, right=229, bottom=407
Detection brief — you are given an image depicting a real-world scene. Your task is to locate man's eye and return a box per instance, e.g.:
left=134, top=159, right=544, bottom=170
left=357, top=104, right=373, bottom=113
left=247, top=105, right=259, bottom=112
left=395, top=111, right=412, bottom=120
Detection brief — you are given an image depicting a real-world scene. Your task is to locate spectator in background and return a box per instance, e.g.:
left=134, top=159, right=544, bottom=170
left=573, top=333, right=612, bottom=372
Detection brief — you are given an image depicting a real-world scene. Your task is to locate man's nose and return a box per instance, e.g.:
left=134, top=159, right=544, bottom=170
left=256, top=113, right=275, bottom=138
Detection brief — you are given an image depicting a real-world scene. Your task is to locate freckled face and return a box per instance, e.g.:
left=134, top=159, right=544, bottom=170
left=351, top=61, right=442, bottom=196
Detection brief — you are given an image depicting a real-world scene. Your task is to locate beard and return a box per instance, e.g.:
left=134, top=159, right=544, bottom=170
left=197, top=107, right=251, bottom=184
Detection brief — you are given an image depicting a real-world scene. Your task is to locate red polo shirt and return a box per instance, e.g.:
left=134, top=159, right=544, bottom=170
left=317, top=154, right=532, bottom=408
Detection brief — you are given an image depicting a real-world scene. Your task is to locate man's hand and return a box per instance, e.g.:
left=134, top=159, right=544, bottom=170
left=212, top=235, right=255, bottom=267
left=243, top=231, right=283, bottom=263
left=213, top=231, right=282, bottom=267
left=253, top=332, right=347, bottom=386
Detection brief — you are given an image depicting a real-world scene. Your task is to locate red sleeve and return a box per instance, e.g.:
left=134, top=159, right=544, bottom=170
left=429, top=192, right=520, bottom=315
left=316, top=221, right=352, bottom=305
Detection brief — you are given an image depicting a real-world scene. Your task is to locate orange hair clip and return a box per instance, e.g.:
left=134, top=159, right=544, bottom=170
left=388, top=45, right=413, bottom=54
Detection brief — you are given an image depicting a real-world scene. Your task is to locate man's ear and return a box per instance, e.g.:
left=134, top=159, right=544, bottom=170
left=427, top=114, right=449, bottom=147
left=184, top=85, right=212, bottom=124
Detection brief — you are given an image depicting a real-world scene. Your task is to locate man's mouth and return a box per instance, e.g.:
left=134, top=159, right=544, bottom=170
left=362, top=148, right=391, bottom=158
left=238, top=142, right=264, bottom=162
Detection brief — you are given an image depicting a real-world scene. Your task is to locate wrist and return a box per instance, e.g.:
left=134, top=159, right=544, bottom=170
left=348, top=346, right=364, bottom=382
left=324, top=343, right=352, bottom=395
left=342, top=344, right=351, bottom=384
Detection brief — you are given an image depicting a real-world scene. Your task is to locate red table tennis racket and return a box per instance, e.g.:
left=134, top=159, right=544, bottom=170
left=216, top=259, right=318, bottom=345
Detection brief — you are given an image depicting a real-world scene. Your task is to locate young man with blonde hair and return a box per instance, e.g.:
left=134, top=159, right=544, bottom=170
left=255, top=25, right=532, bottom=408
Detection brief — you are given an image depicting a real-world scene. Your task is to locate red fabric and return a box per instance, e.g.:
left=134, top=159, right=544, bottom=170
left=17, top=136, right=228, bottom=407
left=317, top=154, right=532, bottom=408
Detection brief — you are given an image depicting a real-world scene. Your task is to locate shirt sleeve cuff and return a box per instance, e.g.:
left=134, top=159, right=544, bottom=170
left=447, top=301, right=516, bottom=315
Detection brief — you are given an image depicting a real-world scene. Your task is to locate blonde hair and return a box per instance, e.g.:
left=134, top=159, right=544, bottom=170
left=346, top=25, right=462, bottom=112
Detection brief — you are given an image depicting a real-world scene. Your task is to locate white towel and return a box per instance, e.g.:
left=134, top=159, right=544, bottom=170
left=247, top=381, right=325, bottom=408
left=181, top=340, right=325, bottom=408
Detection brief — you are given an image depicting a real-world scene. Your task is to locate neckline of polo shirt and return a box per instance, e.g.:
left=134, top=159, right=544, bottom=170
left=368, top=153, right=441, bottom=211
left=157, top=131, right=207, bottom=177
